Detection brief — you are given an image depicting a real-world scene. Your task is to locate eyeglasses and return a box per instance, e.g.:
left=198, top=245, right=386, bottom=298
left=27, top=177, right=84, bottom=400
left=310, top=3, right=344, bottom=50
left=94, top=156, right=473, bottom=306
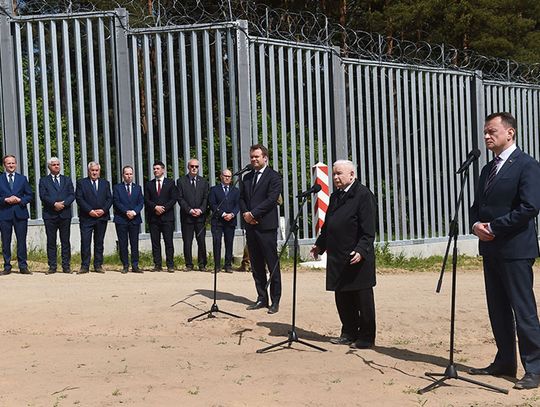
left=189, top=165, right=199, bottom=168
left=222, top=175, right=231, bottom=178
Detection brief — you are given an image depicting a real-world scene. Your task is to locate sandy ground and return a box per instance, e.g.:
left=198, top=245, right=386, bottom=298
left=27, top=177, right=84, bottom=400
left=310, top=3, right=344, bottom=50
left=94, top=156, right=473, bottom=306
left=1, top=265, right=540, bottom=407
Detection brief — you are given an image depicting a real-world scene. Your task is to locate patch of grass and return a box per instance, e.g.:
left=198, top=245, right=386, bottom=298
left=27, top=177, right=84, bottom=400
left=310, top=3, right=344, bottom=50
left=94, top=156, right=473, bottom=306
left=374, top=243, right=482, bottom=272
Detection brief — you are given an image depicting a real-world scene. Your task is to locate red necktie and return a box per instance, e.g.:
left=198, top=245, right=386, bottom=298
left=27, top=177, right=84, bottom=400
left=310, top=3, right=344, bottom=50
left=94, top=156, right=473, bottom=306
left=157, top=179, right=161, bottom=196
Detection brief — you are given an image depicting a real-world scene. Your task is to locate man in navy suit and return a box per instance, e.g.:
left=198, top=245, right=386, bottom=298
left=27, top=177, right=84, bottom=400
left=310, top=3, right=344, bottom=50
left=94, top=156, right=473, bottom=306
left=75, top=161, right=112, bottom=274
left=239, top=144, right=283, bottom=314
left=0, top=155, right=33, bottom=275
left=177, top=158, right=209, bottom=271
left=209, top=169, right=239, bottom=273
left=38, top=157, right=75, bottom=274
left=144, top=161, right=178, bottom=272
left=469, top=112, right=540, bottom=390
left=113, top=165, right=144, bottom=274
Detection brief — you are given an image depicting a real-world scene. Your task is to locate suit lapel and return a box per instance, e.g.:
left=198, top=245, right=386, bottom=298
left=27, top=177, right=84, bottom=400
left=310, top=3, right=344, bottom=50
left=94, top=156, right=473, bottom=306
left=484, top=148, right=521, bottom=195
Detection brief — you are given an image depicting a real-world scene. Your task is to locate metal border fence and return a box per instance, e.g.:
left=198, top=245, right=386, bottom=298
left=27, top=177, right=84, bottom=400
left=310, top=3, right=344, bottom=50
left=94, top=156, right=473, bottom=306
left=0, top=4, right=539, bottom=248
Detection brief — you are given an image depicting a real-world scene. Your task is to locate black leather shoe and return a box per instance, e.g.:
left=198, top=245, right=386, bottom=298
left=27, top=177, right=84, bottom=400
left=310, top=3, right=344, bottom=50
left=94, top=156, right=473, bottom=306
left=77, top=268, right=89, bottom=274
left=183, top=266, right=193, bottom=272
left=267, top=303, right=279, bottom=314
left=63, top=268, right=72, bottom=274
left=468, top=363, right=517, bottom=377
left=167, top=267, right=175, bottom=273
left=151, top=267, right=162, bottom=272
left=0, top=269, right=11, bottom=276
left=121, top=267, right=128, bottom=274
left=93, top=267, right=105, bottom=274
left=330, top=336, right=354, bottom=345
left=46, top=268, right=57, bottom=275
left=350, top=340, right=375, bottom=349
left=132, top=267, right=143, bottom=273
left=19, top=268, right=32, bottom=275
left=246, top=301, right=268, bottom=310
left=514, top=373, right=540, bottom=390
left=223, top=267, right=233, bottom=273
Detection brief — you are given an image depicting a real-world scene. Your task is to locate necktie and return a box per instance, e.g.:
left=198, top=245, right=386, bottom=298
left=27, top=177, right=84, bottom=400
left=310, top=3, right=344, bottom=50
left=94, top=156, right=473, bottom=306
left=191, top=178, right=196, bottom=190
left=92, top=180, right=98, bottom=192
left=8, top=173, right=13, bottom=190
left=156, top=179, right=161, bottom=196
left=252, top=171, right=260, bottom=192
left=224, top=185, right=229, bottom=195
left=484, top=156, right=502, bottom=192
left=126, top=183, right=131, bottom=196
left=54, top=176, right=60, bottom=187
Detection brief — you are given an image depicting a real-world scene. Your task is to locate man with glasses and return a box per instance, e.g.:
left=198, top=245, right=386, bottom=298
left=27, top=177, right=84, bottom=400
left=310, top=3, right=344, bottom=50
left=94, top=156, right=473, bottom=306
left=209, top=169, right=239, bottom=273
left=38, top=157, right=75, bottom=274
left=177, top=158, right=209, bottom=272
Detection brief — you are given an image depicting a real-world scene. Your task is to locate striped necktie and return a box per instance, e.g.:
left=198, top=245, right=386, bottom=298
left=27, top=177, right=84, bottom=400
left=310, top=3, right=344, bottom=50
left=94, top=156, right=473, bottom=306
left=484, top=156, right=502, bottom=192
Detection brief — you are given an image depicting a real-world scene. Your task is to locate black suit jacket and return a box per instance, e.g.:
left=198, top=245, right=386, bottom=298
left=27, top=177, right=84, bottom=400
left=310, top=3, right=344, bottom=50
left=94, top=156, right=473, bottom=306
left=177, top=175, right=209, bottom=224
left=144, top=178, right=178, bottom=223
left=315, top=180, right=377, bottom=291
left=75, top=177, right=112, bottom=223
left=470, top=147, right=540, bottom=259
left=239, top=166, right=282, bottom=230
left=39, top=174, right=75, bottom=220
left=209, top=184, right=240, bottom=227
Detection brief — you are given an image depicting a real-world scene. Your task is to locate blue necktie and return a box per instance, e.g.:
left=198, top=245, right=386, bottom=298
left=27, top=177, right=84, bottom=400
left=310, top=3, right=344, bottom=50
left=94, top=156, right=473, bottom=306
left=8, top=174, right=13, bottom=191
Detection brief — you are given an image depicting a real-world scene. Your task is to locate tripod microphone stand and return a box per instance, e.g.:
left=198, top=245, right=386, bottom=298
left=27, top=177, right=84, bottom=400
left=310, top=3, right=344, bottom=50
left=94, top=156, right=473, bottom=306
left=188, top=174, right=244, bottom=322
left=257, top=194, right=326, bottom=353
left=418, top=167, right=507, bottom=394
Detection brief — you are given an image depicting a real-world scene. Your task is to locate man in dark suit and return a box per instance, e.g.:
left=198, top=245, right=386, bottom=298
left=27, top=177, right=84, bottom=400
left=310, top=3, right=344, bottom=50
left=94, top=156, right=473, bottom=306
left=209, top=168, right=239, bottom=273
left=310, top=160, right=377, bottom=349
left=75, top=161, right=112, bottom=274
left=0, top=155, right=33, bottom=275
left=113, top=165, right=144, bottom=274
left=38, top=157, right=75, bottom=274
left=177, top=158, right=209, bottom=271
left=144, top=161, right=178, bottom=272
left=468, top=112, right=540, bottom=390
left=239, top=144, right=283, bottom=314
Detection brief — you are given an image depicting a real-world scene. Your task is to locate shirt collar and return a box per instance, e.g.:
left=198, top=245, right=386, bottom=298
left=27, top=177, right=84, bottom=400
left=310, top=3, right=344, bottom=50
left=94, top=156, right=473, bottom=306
left=497, top=143, right=517, bottom=163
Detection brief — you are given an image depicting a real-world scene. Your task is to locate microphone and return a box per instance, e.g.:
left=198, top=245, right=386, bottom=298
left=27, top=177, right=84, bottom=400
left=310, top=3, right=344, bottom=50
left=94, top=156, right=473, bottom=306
left=233, top=164, right=253, bottom=177
left=456, top=148, right=481, bottom=174
left=297, top=183, right=322, bottom=198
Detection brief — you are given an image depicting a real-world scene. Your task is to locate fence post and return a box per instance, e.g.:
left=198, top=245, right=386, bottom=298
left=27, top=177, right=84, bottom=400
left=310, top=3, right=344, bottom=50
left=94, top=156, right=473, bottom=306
left=332, top=46, right=348, bottom=160
left=0, top=0, right=20, bottom=158
left=236, top=20, right=252, bottom=166
left=114, top=8, right=135, bottom=172
left=472, top=70, right=485, bottom=171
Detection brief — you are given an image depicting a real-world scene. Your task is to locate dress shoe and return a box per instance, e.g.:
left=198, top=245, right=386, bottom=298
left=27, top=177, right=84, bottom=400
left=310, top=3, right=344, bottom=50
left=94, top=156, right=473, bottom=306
left=330, top=336, right=354, bottom=345
left=77, top=268, right=89, bottom=274
left=246, top=301, right=268, bottom=310
left=93, top=267, right=105, bottom=274
left=350, top=340, right=375, bottom=349
left=63, top=268, right=72, bottom=274
left=198, top=266, right=207, bottom=272
left=132, top=267, right=143, bottom=273
left=46, top=268, right=57, bottom=275
left=1, top=268, right=11, bottom=276
left=514, top=372, right=540, bottom=390
left=267, top=303, right=279, bottom=314
left=183, top=266, right=193, bottom=272
left=223, top=267, right=233, bottom=273
left=151, top=267, right=162, bottom=272
left=468, top=363, right=517, bottom=377
left=121, top=267, right=129, bottom=274
left=167, top=267, right=175, bottom=273
left=19, top=268, right=32, bottom=275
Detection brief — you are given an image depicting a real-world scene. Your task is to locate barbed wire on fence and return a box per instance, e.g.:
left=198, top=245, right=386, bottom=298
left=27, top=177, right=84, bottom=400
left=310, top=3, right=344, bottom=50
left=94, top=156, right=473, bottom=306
left=5, top=0, right=540, bottom=84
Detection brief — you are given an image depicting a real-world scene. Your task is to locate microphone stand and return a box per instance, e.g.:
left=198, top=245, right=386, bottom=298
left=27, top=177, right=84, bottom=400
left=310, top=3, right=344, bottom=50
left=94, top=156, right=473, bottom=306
left=418, top=166, right=507, bottom=394
left=188, top=175, right=244, bottom=322
left=257, top=194, right=326, bottom=353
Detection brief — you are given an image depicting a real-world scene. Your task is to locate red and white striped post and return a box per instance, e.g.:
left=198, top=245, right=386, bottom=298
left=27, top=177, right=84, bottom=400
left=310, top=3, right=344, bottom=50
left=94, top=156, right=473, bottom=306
left=313, top=162, right=330, bottom=235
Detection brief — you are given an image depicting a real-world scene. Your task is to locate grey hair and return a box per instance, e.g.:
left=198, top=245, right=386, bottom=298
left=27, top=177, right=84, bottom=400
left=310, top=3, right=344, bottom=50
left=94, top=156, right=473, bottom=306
left=47, top=157, right=60, bottom=166
left=87, top=161, right=100, bottom=170
left=333, top=159, right=356, bottom=175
